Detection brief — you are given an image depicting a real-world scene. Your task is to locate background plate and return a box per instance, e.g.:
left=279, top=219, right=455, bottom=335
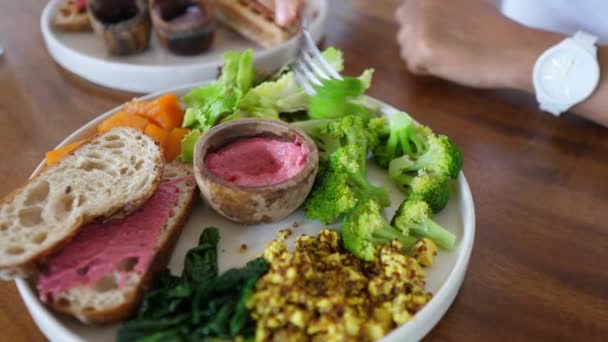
left=16, top=83, right=475, bottom=342
left=40, top=0, right=328, bottom=93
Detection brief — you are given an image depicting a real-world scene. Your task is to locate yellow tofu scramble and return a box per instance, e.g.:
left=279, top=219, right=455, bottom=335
left=248, top=229, right=438, bottom=341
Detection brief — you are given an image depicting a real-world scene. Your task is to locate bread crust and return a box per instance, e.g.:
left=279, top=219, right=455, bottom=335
left=43, top=163, right=198, bottom=324
left=0, top=128, right=163, bottom=277
left=213, top=0, right=298, bottom=48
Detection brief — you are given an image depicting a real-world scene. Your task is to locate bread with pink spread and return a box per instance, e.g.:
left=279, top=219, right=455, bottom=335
left=213, top=0, right=299, bottom=48
left=0, top=127, right=163, bottom=280
left=36, top=162, right=198, bottom=324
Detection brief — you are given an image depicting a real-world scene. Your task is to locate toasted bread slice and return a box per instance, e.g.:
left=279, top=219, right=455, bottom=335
left=52, top=0, right=92, bottom=32
left=213, top=0, right=298, bottom=48
left=0, top=127, right=163, bottom=279
left=38, top=162, right=198, bottom=324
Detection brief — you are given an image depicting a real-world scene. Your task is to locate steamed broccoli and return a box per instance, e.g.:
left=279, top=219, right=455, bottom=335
left=388, top=134, right=463, bottom=181
left=341, top=198, right=418, bottom=261
left=393, top=171, right=450, bottom=214
left=304, top=168, right=358, bottom=225
left=369, top=113, right=432, bottom=168
left=310, top=116, right=376, bottom=165
left=305, top=144, right=389, bottom=224
left=391, top=198, right=456, bottom=250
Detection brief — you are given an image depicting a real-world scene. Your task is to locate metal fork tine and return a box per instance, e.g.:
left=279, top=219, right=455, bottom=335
left=293, top=65, right=317, bottom=95
left=295, top=58, right=323, bottom=86
left=302, top=29, right=342, bottom=80
left=302, top=50, right=330, bottom=80
left=292, top=12, right=344, bottom=95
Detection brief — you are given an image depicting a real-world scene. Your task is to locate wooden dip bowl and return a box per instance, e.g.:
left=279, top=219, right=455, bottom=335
left=193, top=119, right=319, bottom=225
left=150, top=0, right=215, bottom=56
left=87, top=0, right=151, bottom=56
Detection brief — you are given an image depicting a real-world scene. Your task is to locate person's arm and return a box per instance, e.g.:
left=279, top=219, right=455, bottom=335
left=395, top=0, right=608, bottom=126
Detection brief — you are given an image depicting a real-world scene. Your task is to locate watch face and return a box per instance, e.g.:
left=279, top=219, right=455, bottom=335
left=534, top=46, right=600, bottom=105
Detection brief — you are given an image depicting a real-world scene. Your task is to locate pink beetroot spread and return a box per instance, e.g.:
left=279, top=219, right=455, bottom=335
left=205, top=136, right=309, bottom=187
left=37, top=177, right=186, bottom=302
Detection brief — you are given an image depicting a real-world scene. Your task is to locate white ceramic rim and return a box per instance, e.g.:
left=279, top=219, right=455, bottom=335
left=15, top=83, right=475, bottom=342
left=40, top=0, right=328, bottom=93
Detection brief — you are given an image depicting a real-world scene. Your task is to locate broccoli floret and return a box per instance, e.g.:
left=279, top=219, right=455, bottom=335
left=331, top=145, right=389, bottom=206
left=370, top=113, right=432, bottom=168
left=388, top=134, right=463, bottom=180
left=341, top=198, right=418, bottom=261
left=406, top=172, right=450, bottom=214
left=304, top=168, right=358, bottom=225
left=308, top=116, right=375, bottom=164
left=305, top=144, right=389, bottom=224
left=391, top=199, right=456, bottom=250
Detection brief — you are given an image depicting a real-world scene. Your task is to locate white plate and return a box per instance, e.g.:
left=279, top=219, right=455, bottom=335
left=16, top=83, right=475, bottom=342
left=40, top=0, right=328, bottom=93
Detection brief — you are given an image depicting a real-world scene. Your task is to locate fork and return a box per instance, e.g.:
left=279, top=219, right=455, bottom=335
left=292, top=9, right=342, bottom=95
left=291, top=9, right=398, bottom=118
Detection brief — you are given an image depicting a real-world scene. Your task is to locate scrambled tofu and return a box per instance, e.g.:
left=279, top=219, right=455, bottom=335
left=248, top=230, right=437, bottom=342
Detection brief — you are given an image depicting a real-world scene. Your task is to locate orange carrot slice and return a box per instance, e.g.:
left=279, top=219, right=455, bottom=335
left=45, top=139, right=87, bottom=166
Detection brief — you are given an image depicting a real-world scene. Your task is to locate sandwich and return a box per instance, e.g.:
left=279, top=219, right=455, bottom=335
left=37, top=162, right=198, bottom=323
left=0, top=127, right=198, bottom=323
left=52, top=0, right=93, bottom=32
left=0, top=127, right=163, bottom=280
left=213, top=0, right=300, bottom=48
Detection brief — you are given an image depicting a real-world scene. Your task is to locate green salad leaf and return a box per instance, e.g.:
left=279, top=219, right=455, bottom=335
left=321, top=46, right=344, bottom=73
left=239, top=72, right=308, bottom=117
left=182, top=49, right=255, bottom=131
left=308, top=77, right=374, bottom=121
left=178, top=129, right=204, bottom=163
left=117, top=227, right=269, bottom=342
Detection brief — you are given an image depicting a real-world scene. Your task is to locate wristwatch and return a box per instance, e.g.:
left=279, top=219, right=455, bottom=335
left=532, top=31, right=600, bottom=116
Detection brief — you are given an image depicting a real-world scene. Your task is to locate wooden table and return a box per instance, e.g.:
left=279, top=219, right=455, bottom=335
left=1, top=1, right=607, bottom=341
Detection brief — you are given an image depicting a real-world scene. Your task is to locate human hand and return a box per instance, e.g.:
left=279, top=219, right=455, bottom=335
left=395, top=0, right=558, bottom=89
left=274, top=0, right=306, bottom=27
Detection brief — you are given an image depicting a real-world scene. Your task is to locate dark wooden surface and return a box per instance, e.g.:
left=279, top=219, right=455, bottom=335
left=1, top=0, right=607, bottom=341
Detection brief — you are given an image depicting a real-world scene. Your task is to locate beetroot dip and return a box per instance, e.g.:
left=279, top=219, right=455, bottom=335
left=37, top=177, right=188, bottom=302
left=205, top=136, right=309, bottom=187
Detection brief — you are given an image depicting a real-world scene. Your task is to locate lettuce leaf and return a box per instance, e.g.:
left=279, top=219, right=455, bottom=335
left=179, top=129, right=204, bottom=163
left=358, top=68, right=374, bottom=91
left=239, top=72, right=308, bottom=118
left=182, top=50, right=254, bottom=131
left=322, top=47, right=344, bottom=73
left=308, top=77, right=373, bottom=121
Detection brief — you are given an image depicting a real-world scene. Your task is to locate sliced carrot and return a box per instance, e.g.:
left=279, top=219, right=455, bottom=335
left=144, top=123, right=170, bottom=159
left=97, top=111, right=150, bottom=133
left=155, top=94, right=184, bottom=129
left=122, top=99, right=151, bottom=116
left=45, top=139, right=87, bottom=166
left=166, top=127, right=190, bottom=162
left=138, top=94, right=184, bottom=130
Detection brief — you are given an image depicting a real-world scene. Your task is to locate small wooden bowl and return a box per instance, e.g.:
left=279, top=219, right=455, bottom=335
left=149, top=0, right=215, bottom=56
left=88, top=0, right=151, bottom=56
left=193, top=119, right=319, bottom=224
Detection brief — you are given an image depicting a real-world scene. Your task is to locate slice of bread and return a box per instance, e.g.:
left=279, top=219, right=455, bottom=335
left=0, top=127, right=163, bottom=279
left=52, top=0, right=93, bottom=32
left=39, top=162, right=198, bottom=324
left=213, top=0, right=298, bottom=48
